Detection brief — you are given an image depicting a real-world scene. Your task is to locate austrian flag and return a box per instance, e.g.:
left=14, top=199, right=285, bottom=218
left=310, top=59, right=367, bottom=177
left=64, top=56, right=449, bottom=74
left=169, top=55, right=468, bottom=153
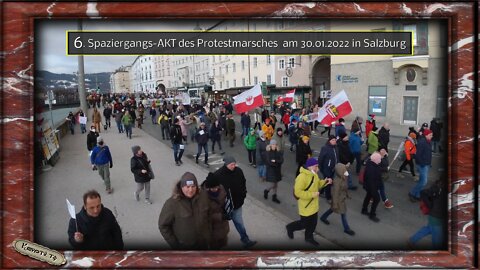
left=233, top=84, right=265, bottom=114
left=275, top=89, right=295, bottom=103
left=317, top=90, right=353, bottom=125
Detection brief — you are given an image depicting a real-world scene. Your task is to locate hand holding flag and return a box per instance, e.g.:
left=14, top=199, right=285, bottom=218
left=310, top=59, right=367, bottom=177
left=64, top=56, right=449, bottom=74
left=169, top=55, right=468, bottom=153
left=66, top=198, right=78, bottom=231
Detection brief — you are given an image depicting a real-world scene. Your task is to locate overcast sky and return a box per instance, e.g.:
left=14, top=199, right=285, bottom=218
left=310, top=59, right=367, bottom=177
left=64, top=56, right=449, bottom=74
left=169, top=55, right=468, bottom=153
left=37, top=20, right=221, bottom=74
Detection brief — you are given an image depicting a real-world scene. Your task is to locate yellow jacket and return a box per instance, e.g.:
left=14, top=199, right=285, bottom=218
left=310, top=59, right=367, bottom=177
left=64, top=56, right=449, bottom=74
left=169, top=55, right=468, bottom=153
left=262, top=124, right=274, bottom=140
left=294, top=167, right=329, bottom=217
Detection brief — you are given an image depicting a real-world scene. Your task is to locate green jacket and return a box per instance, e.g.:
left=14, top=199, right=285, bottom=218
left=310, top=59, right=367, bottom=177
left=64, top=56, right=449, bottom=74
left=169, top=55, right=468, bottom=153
left=243, top=129, right=257, bottom=150
left=367, top=132, right=379, bottom=154
left=121, top=114, right=133, bottom=126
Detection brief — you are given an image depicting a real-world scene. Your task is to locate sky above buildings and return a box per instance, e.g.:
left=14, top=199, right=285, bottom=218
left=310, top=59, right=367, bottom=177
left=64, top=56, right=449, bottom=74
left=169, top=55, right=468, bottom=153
left=37, top=19, right=221, bottom=74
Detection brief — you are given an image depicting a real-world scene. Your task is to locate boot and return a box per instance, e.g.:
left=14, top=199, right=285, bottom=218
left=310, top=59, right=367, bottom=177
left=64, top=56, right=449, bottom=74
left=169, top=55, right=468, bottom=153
left=263, top=189, right=269, bottom=199
left=272, top=194, right=281, bottom=204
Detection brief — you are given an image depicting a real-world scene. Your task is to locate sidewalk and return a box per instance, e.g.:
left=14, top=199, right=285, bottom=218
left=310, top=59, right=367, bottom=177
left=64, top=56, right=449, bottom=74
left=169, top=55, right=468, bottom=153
left=36, top=119, right=339, bottom=250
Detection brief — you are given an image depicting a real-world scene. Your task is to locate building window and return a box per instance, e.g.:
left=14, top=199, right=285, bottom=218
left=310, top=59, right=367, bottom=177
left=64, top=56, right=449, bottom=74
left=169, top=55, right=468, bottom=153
left=213, top=68, right=216, bottom=76
left=282, top=77, right=289, bottom=87
left=226, top=64, right=229, bottom=73
left=220, top=81, right=223, bottom=89
left=267, top=55, right=271, bottom=65
left=403, top=24, right=417, bottom=46
left=279, top=59, right=285, bottom=69
left=242, top=61, right=245, bottom=70
left=226, top=80, right=229, bottom=88
left=288, top=57, right=295, bottom=68
left=267, top=74, right=272, bottom=85
left=242, top=78, right=246, bottom=86
left=254, top=76, right=258, bottom=85
left=232, top=63, right=236, bottom=72
left=403, top=96, right=418, bottom=125
left=253, top=57, right=258, bottom=68
left=233, top=79, right=237, bottom=87
left=368, top=86, right=387, bottom=117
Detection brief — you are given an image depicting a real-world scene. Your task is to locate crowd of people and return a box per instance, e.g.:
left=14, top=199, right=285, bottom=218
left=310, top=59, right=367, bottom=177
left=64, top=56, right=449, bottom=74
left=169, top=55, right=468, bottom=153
left=66, top=93, right=445, bottom=250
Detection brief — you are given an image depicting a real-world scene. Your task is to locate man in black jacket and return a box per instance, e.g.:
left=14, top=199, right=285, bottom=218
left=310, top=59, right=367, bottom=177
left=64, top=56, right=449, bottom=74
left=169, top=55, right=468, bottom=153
left=68, top=190, right=124, bottom=250
left=170, top=118, right=184, bottom=166
left=86, top=125, right=99, bottom=152
left=214, top=156, right=257, bottom=249
left=361, top=152, right=383, bottom=222
left=103, top=104, right=113, bottom=128
left=318, top=135, right=338, bottom=201
left=131, top=145, right=153, bottom=204
left=336, top=132, right=357, bottom=190
left=195, top=122, right=210, bottom=167
left=378, top=122, right=390, bottom=151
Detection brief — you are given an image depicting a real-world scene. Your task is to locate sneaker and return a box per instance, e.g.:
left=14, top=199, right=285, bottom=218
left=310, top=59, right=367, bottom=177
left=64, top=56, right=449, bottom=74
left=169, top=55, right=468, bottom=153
left=286, top=226, right=294, bottom=239
left=243, top=240, right=257, bottom=249
left=305, top=238, right=320, bottom=247
left=320, top=218, right=330, bottom=225
left=272, top=195, right=281, bottom=204
left=344, top=229, right=355, bottom=236
left=134, top=192, right=139, bottom=201
left=384, top=200, right=394, bottom=209
left=369, top=216, right=380, bottom=222
left=145, top=199, right=152, bottom=205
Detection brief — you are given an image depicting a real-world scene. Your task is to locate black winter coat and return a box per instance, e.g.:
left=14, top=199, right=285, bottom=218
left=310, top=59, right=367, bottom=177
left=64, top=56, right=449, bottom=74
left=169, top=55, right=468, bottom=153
left=170, top=125, right=183, bottom=144
left=103, top=107, right=112, bottom=119
left=318, top=143, right=338, bottom=178
left=131, top=153, right=152, bottom=183
left=256, top=139, right=268, bottom=166
left=378, top=127, right=390, bottom=151
left=264, top=147, right=284, bottom=182
left=209, top=123, right=222, bottom=141
left=68, top=206, right=124, bottom=250
left=337, top=139, right=353, bottom=165
left=363, top=160, right=382, bottom=193
left=296, top=140, right=312, bottom=165
left=214, top=165, right=247, bottom=210
left=87, top=131, right=99, bottom=151
left=195, top=127, right=209, bottom=145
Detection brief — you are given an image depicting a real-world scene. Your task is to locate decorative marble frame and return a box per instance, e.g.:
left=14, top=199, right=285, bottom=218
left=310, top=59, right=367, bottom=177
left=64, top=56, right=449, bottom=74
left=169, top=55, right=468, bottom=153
left=1, top=1, right=477, bottom=268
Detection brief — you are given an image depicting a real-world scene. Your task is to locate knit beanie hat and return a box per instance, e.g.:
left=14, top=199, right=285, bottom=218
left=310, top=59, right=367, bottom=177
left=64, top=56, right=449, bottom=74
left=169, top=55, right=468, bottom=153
left=328, top=135, right=336, bottom=141
left=223, top=156, right=236, bottom=165
left=97, top=136, right=104, bottom=143
left=305, top=158, right=318, bottom=168
left=131, top=145, right=141, bottom=154
left=179, top=172, right=198, bottom=188
left=269, top=139, right=277, bottom=145
left=204, top=173, right=220, bottom=188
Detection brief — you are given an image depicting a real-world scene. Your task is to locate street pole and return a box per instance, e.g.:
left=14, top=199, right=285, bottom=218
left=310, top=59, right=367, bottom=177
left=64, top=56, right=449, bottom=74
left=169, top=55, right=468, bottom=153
left=48, top=90, right=55, bottom=129
left=77, top=19, right=88, bottom=115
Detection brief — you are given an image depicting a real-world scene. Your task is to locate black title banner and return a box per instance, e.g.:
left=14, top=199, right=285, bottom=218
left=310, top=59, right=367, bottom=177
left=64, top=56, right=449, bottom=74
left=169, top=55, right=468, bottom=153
left=67, top=31, right=412, bottom=55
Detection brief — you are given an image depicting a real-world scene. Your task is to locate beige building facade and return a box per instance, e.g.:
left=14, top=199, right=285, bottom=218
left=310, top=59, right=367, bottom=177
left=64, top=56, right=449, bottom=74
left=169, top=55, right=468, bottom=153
left=110, top=66, right=131, bottom=93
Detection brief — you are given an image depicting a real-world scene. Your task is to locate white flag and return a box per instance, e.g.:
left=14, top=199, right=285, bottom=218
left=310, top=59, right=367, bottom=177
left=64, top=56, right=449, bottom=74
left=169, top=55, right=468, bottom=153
left=66, top=199, right=76, bottom=219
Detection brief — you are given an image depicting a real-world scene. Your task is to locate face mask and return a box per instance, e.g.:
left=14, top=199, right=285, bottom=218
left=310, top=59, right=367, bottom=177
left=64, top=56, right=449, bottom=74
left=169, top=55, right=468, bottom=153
left=344, top=171, right=349, bottom=177
left=91, top=129, right=96, bottom=132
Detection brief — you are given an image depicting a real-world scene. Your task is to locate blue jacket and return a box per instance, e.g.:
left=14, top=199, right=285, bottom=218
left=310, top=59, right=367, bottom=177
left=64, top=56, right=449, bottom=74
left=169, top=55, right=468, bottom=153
left=349, top=133, right=363, bottom=154
left=318, top=143, right=338, bottom=178
left=335, top=124, right=347, bottom=137
left=415, top=137, right=432, bottom=166
left=90, top=145, right=113, bottom=166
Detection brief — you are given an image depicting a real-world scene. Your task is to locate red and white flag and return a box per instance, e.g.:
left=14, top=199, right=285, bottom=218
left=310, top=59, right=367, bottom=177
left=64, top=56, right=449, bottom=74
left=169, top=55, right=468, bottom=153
left=317, top=90, right=353, bottom=125
left=233, top=84, right=264, bottom=114
left=275, top=89, right=295, bottom=103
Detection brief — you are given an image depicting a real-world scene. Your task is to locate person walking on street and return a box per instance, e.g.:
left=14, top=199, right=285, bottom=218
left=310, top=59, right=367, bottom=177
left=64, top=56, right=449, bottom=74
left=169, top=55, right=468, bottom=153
left=288, top=119, right=299, bottom=152
left=263, top=140, right=284, bottom=204
left=334, top=118, right=346, bottom=138
left=92, top=107, right=102, bottom=133
left=121, top=110, right=133, bottom=139
left=349, top=127, right=364, bottom=175
left=408, top=178, right=446, bottom=249
left=201, top=173, right=230, bottom=249
left=361, top=151, right=382, bottom=222
left=210, top=120, right=224, bottom=154
left=261, top=118, right=274, bottom=141
left=149, top=105, right=157, bottom=124
left=337, top=132, right=357, bottom=190
left=399, top=132, right=417, bottom=178
left=253, top=109, right=262, bottom=130
left=114, top=109, right=124, bottom=133
left=378, top=148, right=394, bottom=209
left=170, top=118, right=185, bottom=166
left=240, top=112, right=251, bottom=138
left=79, top=110, right=87, bottom=134
left=318, top=135, right=338, bottom=201
left=282, top=110, right=291, bottom=135
left=68, top=190, right=124, bottom=250
left=320, top=163, right=355, bottom=236
left=365, top=114, right=376, bottom=139
left=66, top=111, right=76, bottom=135
left=272, top=127, right=286, bottom=152
left=158, top=111, right=170, bottom=140
left=409, top=129, right=434, bottom=202
left=226, top=113, right=236, bottom=147
left=103, top=104, right=112, bottom=129
left=366, top=126, right=379, bottom=158
left=296, top=135, right=312, bottom=176
left=86, top=125, right=99, bottom=152
left=350, top=116, right=364, bottom=138
left=158, top=172, right=211, bottom=249
left=286, top=158, right=332, bottom=246
left=243, top=128, right=257, bottom=167
left=214, top=156, right=257, bottom=249
left=378, top=123, right=391, bottom=151
left=131, top=145, right=153, bottom=204
left=195, top=122, right=210, bottom=167
left=430, top=118, right=443, bottom=153
left=255, top=131, right=268, bottom=182
left=136, top=104, right=145, bottom=129
left=90, top=136, right=114, bottom=194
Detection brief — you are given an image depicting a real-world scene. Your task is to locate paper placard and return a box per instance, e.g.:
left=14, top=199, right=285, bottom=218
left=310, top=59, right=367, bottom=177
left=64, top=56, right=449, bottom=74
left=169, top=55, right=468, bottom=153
left=179, top=144, right=185, bottom=150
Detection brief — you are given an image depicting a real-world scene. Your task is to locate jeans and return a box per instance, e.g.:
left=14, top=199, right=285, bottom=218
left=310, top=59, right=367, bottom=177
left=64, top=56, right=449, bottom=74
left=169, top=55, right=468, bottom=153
left=286, top=212, right=318, bottom=240
left=257, top=165, right=266, bottom=178
left=231, top=207, right=251, bottom=244
left=116, top=120, right=123, bottom=133
left=353, top=152, right=362, bottom=173
left=409, top=216, right=444, bottom=248
left=241, top=126, right=249, bottom=137
left=105, top=117, right=111, bottom=127
left=135, top=182, right=150, bottom=200
left=378, top=184, right=387, bottom=202
left=172, top=143, right=184, bottom=163
left=69, top=123, right=75, bottom=135
left=97, top=163, right=111, bottom=190
left=151, top=115, right=157, bottom=124
left=196, top=143, right=208, bottom=163
left=80, top=124, right=86, bottom=133
left=320, top=209, right=350, bottom=231
left=161, top=126, right=170, bottom=140
left=124, top=124, right=132, bottom=139
left=347, top=174, right=355, bottom=188
left=211, top=138, right=222, bottom=152
left=410, top=165, right=430, bottom=198
left=247, top=149, right=256, bottom=164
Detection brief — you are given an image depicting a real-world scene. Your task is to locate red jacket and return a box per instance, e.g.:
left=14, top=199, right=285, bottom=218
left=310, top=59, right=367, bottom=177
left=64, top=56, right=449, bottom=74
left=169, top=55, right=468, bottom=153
left=282, top=113, right=290, bottom=125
